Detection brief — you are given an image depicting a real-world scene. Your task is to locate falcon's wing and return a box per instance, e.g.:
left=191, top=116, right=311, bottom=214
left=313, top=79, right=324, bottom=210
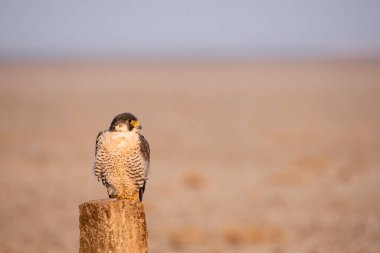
left=137, top=133, right=150, bottom=201
left=139, top=134, right=150, bottom=179
left=93, top=130, right=108, bottom=186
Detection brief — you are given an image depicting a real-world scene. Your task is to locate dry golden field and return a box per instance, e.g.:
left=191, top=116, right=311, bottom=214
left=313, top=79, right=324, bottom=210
left=0, top=60, right=379, bottom=253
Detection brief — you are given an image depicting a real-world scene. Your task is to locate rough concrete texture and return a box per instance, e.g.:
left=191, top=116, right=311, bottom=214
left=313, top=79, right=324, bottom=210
left=79, top=199, right=148, bottom=253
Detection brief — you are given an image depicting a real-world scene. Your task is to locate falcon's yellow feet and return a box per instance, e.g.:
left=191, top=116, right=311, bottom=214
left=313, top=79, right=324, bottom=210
left=128, top=195, right=137, bottom=201
left=117, top=192, right=128, bottom=199
left=116, top=193, right=137, bottom=201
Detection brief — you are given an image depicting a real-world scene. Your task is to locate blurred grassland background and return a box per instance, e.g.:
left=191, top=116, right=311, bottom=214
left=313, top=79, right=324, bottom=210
left=0, top=1, right=380, bottom=253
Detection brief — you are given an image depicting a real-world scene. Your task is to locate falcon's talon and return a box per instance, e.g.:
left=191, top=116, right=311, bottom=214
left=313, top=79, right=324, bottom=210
left=129, top=196, right=137, bottom=201
left=117, top=193, right=127, bottom=199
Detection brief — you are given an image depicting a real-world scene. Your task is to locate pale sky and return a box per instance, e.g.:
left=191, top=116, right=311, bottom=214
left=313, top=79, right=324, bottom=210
left=0, top=0, right=379, bottom=59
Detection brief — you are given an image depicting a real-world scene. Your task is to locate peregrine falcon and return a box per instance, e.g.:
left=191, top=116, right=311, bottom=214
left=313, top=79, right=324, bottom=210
left=93, top=113, right=150, bottom=201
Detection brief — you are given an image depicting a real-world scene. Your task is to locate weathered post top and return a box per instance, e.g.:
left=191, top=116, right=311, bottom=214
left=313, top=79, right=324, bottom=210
left=79, top=199, right=148, bottom=253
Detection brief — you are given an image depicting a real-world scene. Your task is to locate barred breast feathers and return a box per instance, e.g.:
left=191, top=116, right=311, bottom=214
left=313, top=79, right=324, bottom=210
left=94, top=130, right=150, bottom=186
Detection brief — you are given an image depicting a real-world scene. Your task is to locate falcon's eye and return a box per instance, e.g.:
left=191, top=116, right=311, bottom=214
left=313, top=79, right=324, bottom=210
left=127, top=119, right=132, bottom=123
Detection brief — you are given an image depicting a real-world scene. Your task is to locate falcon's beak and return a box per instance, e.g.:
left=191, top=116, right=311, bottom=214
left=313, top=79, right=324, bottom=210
left=131, top=120, right=142, bottom=130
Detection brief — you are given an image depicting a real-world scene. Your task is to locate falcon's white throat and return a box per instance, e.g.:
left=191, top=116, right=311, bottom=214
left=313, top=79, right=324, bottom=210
left=103, top=130, right=140, bottom=153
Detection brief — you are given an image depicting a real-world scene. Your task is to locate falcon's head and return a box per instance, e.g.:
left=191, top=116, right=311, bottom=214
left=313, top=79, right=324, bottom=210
left=109, top=113, right=142, bottom=132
